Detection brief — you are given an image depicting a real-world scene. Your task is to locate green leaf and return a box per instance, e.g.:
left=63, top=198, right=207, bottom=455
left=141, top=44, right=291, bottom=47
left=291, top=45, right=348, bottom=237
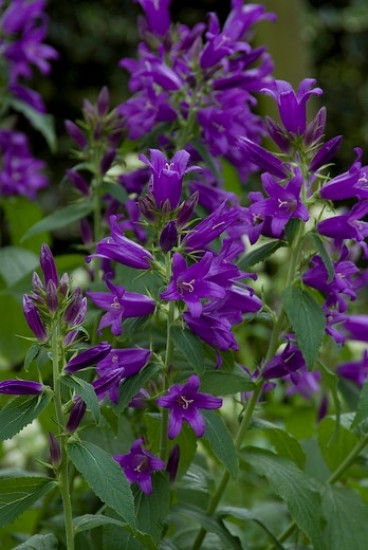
left=322, top=486, right=368, bottom=550
left=171, top=503, right=243, bottom=549
left=9, top=99, right=57, bottom=152
left=284, top=218, right=302, bottom=245
left=171, top=326, right=205, bottom=375
left=282, top=285, right=326, bottom=368
left=22, top=202, right=93, bottom=241
left=67, top=439, right=135, bottom=527
left=0, top=247, right=38, bottom=287
left=252, top=418, right=306, bottom=469
left=200, top=366, right=254, bottom=396
left=202, top=410, right=239, bottom=478
left=237, top=241, right=285, bottom=270
left=12, top=533, right=58, bottom=550
left=352, top=377, right=368, bottom=429
left=115, top=363, right=161, bottom=413
left=61, top=375, right=100, bottom=423
left=317, top=415, right=359, bottom=472
left=100, top=181, right=128, bottom=204
left=1, top=196, right=50, bottom=252
left=74, top=512, right=157, bottom=548
left=309, top=233, right=335, bottom=283
left=0, top=476, right=56, bottom=528
left=133, top=472, right=170, bottom=542
left=0, top=391, right=53, bottom=442
left=243, top=447, right=324, bottom=550
left=24, top=344, right=43, bottom=371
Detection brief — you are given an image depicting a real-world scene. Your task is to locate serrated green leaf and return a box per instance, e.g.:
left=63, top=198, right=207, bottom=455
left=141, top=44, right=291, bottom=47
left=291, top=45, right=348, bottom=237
left=282, top=285, right=325, bottom=368
left=200, top=366, right=254, bottom=396
left=352, top=377, right=368, bottom=428
left=115, top=363, right=161, bottom=413
left=309, top=233, right=335, bottom=283
left=322, top=486, right=368, bottom=550
left=318, top=415, right=359, bottom=472
left=0, top=476, right=56, bottom=528
left=67, top=439, right=135, bottom=527
left=0, top=391, right=53, bottom=442
left=243, top=447, right=324, bottom=550
left=171, top=503, right=243, bottom=549
left=252, top=418, right=306, bottom=469
left=0, top=247, right=38, bottom=287
left=202, top=410, right=238, bottom=478
left=171, top=326, right=205, bottom=375
left=22, top=202, right=93, bottom=241
left=10, top=99, right=57, bottom=152
left=61, top=375, right=100, bottom=423
left=237, top=241, right=285, bottom=270
left=12, top=533, right=58, bottom=550
left=24, top=344, right=43, bottom=371
left=133, top=472, right=170, bottom=542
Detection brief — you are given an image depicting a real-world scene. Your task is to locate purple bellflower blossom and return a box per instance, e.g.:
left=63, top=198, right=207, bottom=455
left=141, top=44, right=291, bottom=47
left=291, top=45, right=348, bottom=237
left=319, top=148, right=368, bottom=200
left=87, top=215, right=153, bottom=270
left=262, top=342, right=306, bottom=383
left=157, top=375, right=222, bottom=439
left=134, top=0, right=171, bottom=37
left=342, top=315, right=368, bottom=343
left=0, top=379, right=43, bottom=395
left=337, top=351, right=368, bottom=387
left=160, top=252, right=226, bottom=318
left=237, top=136, right=289, bottom=179
left=183, top=307, right=238, bottom=352
left=261, top=78, right=323, bottom=136
left=87, top=277, right=155, bottom=337
left=114, top=438, right=165, bottom=495
left=65, top=342, right=112, bottom=373
left=93, top=347, right=151, bottom=403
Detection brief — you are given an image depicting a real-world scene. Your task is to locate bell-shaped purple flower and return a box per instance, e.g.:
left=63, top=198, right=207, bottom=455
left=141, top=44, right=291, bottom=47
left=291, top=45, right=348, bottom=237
left=262, top=342, right=306, bottom=382
left=342, top=315, right=368, bottom=342
left=0, top=379, right=43, bottom=395
left=65, top=342, right=112, bottom=373
left=319, top=148, right=368, bottom=200
left=87, top=216, right=153, bottom=270
left=317, top=201, right=368, bottom=255
left=157, top=375, right=222, bottom=439
left=237, top=136, right=289, bottom=179
left=135, top=0, right=171, bottom=37
left=337, top=350, right=368, bottom=387
left=114, top=438, right=165, bottom=495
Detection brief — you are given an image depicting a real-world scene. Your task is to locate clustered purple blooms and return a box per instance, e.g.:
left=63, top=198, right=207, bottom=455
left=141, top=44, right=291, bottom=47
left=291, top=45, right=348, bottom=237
left=118, top=0, right=275, bottom=191
left=157, top=375, right=222, bottom=439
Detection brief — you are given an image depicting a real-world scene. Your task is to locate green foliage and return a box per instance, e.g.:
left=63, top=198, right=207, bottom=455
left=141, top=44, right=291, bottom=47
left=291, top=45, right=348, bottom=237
left=171, top=327, right=205, bottom=376
left=0, top=477, right=56, bottom=529
left=0, top=392, right=53, bottom=442
left=61, top=375, right=100, bottom=423
left=22, top=202, right=93, bottom=241
left=237, top=241, right=285, bottom=270
left=67, top=439, right=135, bottom=527
left=12, top=533, right=58, bottom=550
left=202, top=410, right=239, bottom=478
left=318, top=415, right=359, bottom=473
left=282, top=285, right=326, bottom=368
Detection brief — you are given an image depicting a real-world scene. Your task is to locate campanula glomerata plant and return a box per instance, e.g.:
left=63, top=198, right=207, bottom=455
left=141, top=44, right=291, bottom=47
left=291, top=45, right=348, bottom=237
left=1, top=1, right=368, bottom=549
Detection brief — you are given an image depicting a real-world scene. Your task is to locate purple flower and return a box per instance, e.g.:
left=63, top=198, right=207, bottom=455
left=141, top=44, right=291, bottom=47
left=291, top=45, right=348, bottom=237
left=337, top=351, right=368, bottom=387
left=48, top=432, right=61, bottom=468
left=65, top=342, right=112, bottom=373
left=160, top=221, right=177, bottom=252
left=40, top=243, right=58, bottom=287
left=139, top=149, right=197, bottom=210
left=87, top=277, right=155, bottom=337
left=65, top=120, right=87, bottom=150
left=261, top=79, right=323, bottom=135
left=342, top=315, right=368, bottom=342
left=135, top=0, right=171, bottom=37
left=66, top=396, right=86, bottom=433
left=157, top=375, right=222, bottom=439
left=166, top=444, right=180, bottom=483
left=93, top=347, right=151, bottom=403
left=310, top=136, right=343, bottom=172
left=87, top=216, right=153, bottom=270
left=317, top=201, right=368, bottom=255
left=237, top=136, right=289, bottom=179
left=114, top=438, right=165, bottom=494
left=160, top=252, right=226, bottom=318
left=23, top=294, right=47, bottom=342
left=184, top=308, right=238, bottom=351
left=262, top=342, right=306, bottom=381
left=285, top=366, right=321, bottom=399
left=0, top=379, right=43, bottom=395
left=319, top=148, right=368, bottom=200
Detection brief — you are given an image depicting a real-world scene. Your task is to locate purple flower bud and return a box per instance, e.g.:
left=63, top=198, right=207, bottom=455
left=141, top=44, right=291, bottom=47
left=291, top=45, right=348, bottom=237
left=100, top=149, right=116, bottom=175
left=166, top=444, right=180, bottom=483
left=309, top=136, right=343, bottom=172
left=0, top=379, right=43, bottom=395
left=66, top=396, right=86, bottom=433
left=93, top=121, right=103, bottom=141
left=80, top=218, right=93, bottom=246
left=160, top=221, right=178, bottom=253
left=139, top=195, right=157, bottom=223
left=66, top=169, right=90, bottom=196
left=59, top=273, right=70, bottom=296
left=83, top=99, right=95, bottom=124
left=40, top=244, right=59, bottom=287
left=49, top=433, right=61, bottom=468
left=135, top=0, right=171, bottom=37
left=46, top=280, right=58, bottom=314
left=97, top=86, right=110, bottom=117
left=32, top=272, right=44, bottom=294
left=265, top=117, right=290, bottom=152
left=23, top=295, right=47, bottom=342
left=237, top=137, right=289, bottom=179
left=304, top=107, right=327, bottom=146
left=65, top=120, right=87, bottom=150
left=176, top=192, right=199, bottom=228
left=63, top=288, right=83, bottom=325
left=65, top=342, right=112, bottom=373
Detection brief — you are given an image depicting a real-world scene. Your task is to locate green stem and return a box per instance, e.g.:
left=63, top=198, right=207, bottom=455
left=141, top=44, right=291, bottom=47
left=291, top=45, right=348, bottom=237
left=51, top=321, right=74, bottom=550
left=191, top=223, right=306, bottom=550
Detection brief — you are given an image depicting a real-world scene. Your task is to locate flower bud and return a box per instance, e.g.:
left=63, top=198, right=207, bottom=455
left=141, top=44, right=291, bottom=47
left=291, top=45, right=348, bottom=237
left=46, top=280, right=58, bottom=314
left=66, top=169, right=89, bottom=196
left=139, top=195, right=157, bottom=223
left=48, top=432, right=61, bottom=468
left=0, top=379, right=43, bottom=395
left=32, top=272, right=44, bottom=294
left=66, top=396, right=86, bottom=433
left=166, top=444, right=180, bottom=483
left=40, top=244, right=59, bottom=287
left=176, top=191, right=199, bottom=228
left=100, top=149, right=116, bottom=175
left=59, top=273, right=70, bottom=296
left=65, top=120, right=87, bottom=149
left=97, top=86, right=110, bottom=117
left=310, top=135, right=343, bottom=172
left=80, top=218, right=93, bottom=246
left=63, top=288, right=83, bottom=325
left=23, top=295, right=47, bottom=342
left=160, top=221, right=177, bottom=253
left=65, top=342, right=112, bottom=373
